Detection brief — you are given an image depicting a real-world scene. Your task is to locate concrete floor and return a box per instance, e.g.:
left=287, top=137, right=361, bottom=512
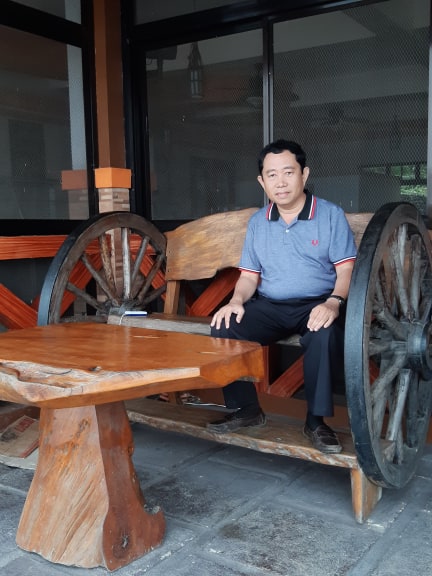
left=0, top=414, right=432, bottom=576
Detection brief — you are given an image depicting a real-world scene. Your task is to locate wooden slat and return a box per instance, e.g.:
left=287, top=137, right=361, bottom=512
left=0, top=284, right=38, bottom=329
left=165, top=208, right=258, bottom=280
left=0, top=236, right=103, bottom=262
left=345, top=213, right=374, bottom=247
left=269, top=356, right=305, bottom=397
left=140, top=253, right=166, bottom=293
left=125, top=398, right=382, bottom=524
left=126, top=398, right=357, bottom=468
left=0, top=236, right=67, bottom=260
left=189, top=268, right=240, bottom=317
left=108, top=312, right=211, bottom=335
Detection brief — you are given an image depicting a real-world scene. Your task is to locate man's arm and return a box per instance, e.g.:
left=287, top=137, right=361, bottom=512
left=307, top=261, right=354, bottom=332
left=327, top=260, right=354, bottom=302
left=211, top=270, right=260, bottom=330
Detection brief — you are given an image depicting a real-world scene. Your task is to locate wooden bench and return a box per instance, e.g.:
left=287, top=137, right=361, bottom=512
left=108, top=207, right=378, bottom=523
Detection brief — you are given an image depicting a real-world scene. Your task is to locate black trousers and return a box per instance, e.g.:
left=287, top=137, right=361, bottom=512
left=210, top=295, right=345, bottom=417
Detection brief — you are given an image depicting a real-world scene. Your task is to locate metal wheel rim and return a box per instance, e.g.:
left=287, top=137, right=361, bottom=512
left=38, top=212, right=167, bottom=325
left=345, top=202, right=432, bottom=488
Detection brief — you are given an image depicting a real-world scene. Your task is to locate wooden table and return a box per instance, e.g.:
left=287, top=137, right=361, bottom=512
left=0, top=323, right=264, bottom=571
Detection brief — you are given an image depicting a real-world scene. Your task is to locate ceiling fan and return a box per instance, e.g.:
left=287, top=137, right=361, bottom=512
left=313, top=103, right=368, bottom=130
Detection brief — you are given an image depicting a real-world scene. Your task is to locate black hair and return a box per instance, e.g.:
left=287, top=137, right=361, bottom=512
left=258, top=139, right=306, bottom=174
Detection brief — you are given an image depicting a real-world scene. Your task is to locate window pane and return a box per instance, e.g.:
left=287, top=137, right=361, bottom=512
left=0, top=26, right=88, bottom=219
left=401, top=184, right=426, bottom=213
left=11, top=0, right=81, bottom=23
left=135, top=0, right=241, bottom=24
left=390, top=165, right=402, bottom=177
left=145, top=30, right=264, bottom=220
left=401, top=164, right=416, bottom=180
left=366, top=166, right=387, bottom=175
left=273, top=0, right=429, bottom=214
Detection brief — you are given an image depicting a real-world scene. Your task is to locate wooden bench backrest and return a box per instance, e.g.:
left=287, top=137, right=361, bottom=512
left=163, top=208, right=258, bottom=314
left=345, top=213, right=374, bottom=248
left=163, top=208, right=374, bottom=315
left=165, top=208, right=259, bottom=281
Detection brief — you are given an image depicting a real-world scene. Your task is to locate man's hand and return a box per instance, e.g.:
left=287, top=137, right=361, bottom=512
left=211, top=301, right=245, bottom=330
left=307, top=299, right=340, bottom=332
left=211, top=270, right=259, bottom=330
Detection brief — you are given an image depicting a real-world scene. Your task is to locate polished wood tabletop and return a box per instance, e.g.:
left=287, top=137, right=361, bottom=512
left=0, top=322, right=264, bottom=408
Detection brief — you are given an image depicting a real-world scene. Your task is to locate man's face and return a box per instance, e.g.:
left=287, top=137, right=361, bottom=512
left=257, top=150, right=309, bottom=210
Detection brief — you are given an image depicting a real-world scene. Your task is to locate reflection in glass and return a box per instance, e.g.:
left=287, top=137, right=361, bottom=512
left=145, top=30, right=264, bottom=220
left=273, top=0, right=429, bottom=214
left=135, top=0, right=240, bottom=24
left=11, top=0, right=81, bottom=23
left=0, top=26, right=88, bottom=219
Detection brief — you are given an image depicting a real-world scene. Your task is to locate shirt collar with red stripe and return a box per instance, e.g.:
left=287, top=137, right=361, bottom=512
left=265, top=191, right=316, bottom=222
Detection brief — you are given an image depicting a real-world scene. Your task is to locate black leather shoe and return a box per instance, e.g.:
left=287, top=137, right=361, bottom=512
left=303, top=423, right=342, bottom=454
left=206, top=408, right=266, bottom=434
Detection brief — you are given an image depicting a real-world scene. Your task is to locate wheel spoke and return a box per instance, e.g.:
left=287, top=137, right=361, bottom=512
left=136, top=252, right=166, bottom=302
left=386, top=369, right=411, bottom=442
left=393, top=427, right=405, bottom=464
left=369, top=337, right=393, bottom=356
left=98, top=232, right=116, bottom=294
left=81, top=253, right=120, bottom=306
left=65, top=282, right=107, bottom=313
left=130, top=235, right=150, bottom=296
left=141, top=283, right=167, bottom=306
left=405, top=372, right=420, bottom=448
left=121, top=227, right=132, bottom=300
left=370, top=353, right=406, bottom=437
left=373, top=307, right=406, bottom=341
left=390, top=224, right=410, bottom=318
left=409, top=235, right=422, bottom=317
left=374, top=270, right=406, bottom=341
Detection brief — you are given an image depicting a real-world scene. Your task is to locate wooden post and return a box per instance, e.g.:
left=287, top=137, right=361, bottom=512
left=93, top=0, right=126, bottom=170
left=350, top=467, right=382, bottom=524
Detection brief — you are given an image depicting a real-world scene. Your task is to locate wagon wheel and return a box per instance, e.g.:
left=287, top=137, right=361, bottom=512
left=345, top=202, right=432, bottom=489
left=38, top=211, right=167, bottom=325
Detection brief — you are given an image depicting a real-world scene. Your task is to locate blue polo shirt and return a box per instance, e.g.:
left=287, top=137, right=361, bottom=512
left=239, top=192, right=357, bottom=300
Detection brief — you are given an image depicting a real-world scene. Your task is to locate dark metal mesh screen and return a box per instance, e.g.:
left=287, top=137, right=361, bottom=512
left=273, top=1, right=429, bottom=214
left=145, top=30, right=265, bottom=220
left=144, top=0, right=429, bottom=220
left=0, top=26, right=88, bottom=219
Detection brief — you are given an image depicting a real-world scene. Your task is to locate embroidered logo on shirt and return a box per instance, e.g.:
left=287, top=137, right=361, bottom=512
left=312, top=239, right=319, bottom=246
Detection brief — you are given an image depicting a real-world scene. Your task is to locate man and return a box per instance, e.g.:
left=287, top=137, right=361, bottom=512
left=207, top=139, right=357, bottom=454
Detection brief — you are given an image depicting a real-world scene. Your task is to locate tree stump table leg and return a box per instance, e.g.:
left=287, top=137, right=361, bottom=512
left=16, top=402, right=165, bottom=571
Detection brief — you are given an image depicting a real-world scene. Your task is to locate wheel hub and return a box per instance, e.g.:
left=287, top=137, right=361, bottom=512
left=407, top=320, right=432, bottom=380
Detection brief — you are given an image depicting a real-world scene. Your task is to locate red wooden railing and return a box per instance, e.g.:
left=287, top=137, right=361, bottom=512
left=0, top=236, right=67, bottom=329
